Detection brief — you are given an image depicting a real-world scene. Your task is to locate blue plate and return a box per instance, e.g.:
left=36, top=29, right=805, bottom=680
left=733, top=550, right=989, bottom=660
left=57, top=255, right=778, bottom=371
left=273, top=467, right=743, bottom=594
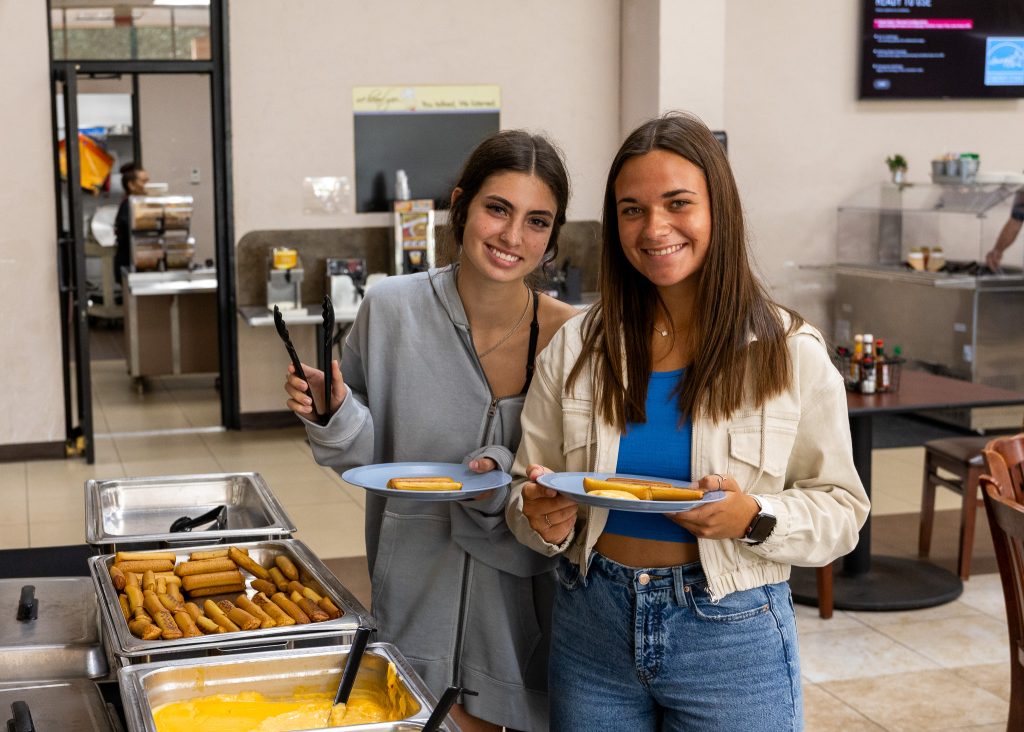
left=536, top=472, right=726, bottom=513
left=342, top=462, right=512, bottom=501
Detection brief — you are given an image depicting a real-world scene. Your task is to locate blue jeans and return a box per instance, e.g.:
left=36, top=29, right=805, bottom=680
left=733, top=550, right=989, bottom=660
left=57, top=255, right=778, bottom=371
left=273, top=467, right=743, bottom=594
left=549, top=552, right=802, bottom=732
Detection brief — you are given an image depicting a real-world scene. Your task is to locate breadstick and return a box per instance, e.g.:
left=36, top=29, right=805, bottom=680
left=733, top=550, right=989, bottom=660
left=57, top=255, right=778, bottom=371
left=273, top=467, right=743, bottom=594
left=115, top=559, right=174, bottom=574
left=194, top=615, right=224, bottom=634
left=158, top=592, right=185, bottom=613
left=290, top=592, right=329, bottom=622
left=203, top=599, right=240, bottom=632
left=153, top=572, right=182, bottom=585
left=290, top=582, right=322, bottom=604
left=118, top=593, right=131, bottom=621
left=174, top=558, right=238, bottom=577
left=124, top=584, right=145, bottom=613
left=109, top=565, right=127, bottom=591
left=150, top=607, right=183, bottom=640
left=216, top=600, right=260, bottom=631
left=268, top=567, right=290, bottom=591
left=181, top=570, right=245, bottom=592
left=188, top=548, right=232, bottom=561
left=252, top=592, right=295, bottom=626
left=115, top=550, right=176, bottom=564
left=271, top=592, right=310, bottom=624
left=235, top=595, right=276, bottom=629
left=128, top=616, right=162, bottom=640
left=185, top=583, right=246, bottom=598
left=274, top=555, right=299, bottom=581
left=173, top=610, right=203, bottom=638
left=183, top=602, right=202, bottom=622
left=229, top=546, right=270, bottom=580
left=142, top=570, right=156, bottom=592
left=318, top=596, right=341, bottom=619
left=251, top=579, right=278, bottom=596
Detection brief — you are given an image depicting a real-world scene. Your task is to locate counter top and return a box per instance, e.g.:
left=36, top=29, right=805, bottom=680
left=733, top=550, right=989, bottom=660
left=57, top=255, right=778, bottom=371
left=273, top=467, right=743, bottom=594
left=125, top=267, right=218, bottom=296
left=829, top=263, right=1024, bottom=290
left=239, top=302, right=362, bottom=326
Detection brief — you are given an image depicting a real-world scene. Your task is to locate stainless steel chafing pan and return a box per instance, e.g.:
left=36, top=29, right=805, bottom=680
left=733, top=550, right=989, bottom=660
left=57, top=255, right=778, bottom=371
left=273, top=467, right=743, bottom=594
left=85, top=472, right=296, bottom=550
left=89, top=539, right=372, bottom=666
left=117, top=643, right=459, bottom=732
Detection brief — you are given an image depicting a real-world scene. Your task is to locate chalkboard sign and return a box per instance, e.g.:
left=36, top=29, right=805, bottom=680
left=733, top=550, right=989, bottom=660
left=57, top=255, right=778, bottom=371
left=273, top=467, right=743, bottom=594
left=352, top=85, right=501, bottom=213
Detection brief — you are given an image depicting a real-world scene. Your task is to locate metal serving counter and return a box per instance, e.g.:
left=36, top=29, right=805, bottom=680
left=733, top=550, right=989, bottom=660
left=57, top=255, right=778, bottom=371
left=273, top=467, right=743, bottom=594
left=123, top=267, right=218, bottom=390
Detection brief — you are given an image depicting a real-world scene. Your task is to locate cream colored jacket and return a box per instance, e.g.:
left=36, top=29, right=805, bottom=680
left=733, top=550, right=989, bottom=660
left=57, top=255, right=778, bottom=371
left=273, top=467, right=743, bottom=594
left=506, top=311, right=870, bottom=600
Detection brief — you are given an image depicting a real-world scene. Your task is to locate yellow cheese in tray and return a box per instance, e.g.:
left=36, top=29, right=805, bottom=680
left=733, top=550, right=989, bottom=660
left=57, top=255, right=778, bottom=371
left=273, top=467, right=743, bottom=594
left=582, top=476, right=704, bottom=501
left=386, top=476, right=462, bottom=491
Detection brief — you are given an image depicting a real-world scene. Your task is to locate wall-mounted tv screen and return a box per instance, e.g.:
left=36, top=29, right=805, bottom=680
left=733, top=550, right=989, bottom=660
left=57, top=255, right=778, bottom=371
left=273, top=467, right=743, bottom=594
left=859, top=0, right=1024, bottom=99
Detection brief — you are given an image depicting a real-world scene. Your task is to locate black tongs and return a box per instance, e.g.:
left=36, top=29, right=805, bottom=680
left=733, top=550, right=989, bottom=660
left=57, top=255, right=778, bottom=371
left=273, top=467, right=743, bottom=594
left=169, top=504, right=227, bottom=533
left=273, top=297, right=335, bottom=427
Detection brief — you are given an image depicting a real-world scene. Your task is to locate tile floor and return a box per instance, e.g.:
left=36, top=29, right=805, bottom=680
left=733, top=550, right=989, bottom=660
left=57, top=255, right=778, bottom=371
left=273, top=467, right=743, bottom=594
left=0, top=359, right=1012, bottom=730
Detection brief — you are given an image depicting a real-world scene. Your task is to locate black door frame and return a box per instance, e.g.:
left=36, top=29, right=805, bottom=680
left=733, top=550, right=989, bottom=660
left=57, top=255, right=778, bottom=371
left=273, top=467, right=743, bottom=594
left=47, top=1, right=239, bottom=464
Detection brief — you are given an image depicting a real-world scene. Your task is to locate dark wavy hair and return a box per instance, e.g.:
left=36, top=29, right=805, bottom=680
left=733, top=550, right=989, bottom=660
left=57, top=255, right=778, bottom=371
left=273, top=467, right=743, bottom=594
left=120, top=162, right=144, bottom=193
left=568, top=112, right=802, bottom=427
left=441, top=130, right=570, bottom=268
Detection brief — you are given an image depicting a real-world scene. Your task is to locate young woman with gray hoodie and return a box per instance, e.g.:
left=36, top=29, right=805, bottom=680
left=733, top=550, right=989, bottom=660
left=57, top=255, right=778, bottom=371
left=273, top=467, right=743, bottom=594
left=284, top=130, right=577, bottom=732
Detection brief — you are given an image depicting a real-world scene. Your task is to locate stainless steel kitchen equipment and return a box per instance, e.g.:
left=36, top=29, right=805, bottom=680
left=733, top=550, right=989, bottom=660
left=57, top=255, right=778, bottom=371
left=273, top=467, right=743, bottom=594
left=833, top=181, right=1024, bottom=430
left=0, top=679, right=118, bottom=732
left=1, top=578, right=108, bottom=681
left=85, top=472, right=296, bottom=552
left=117, top=643, right=459, bottom=732
left=267, top=266, right=304, bottom=310
left=326, top=257, right=366, bottom=308
left=89, top=539, right=372, bottom=666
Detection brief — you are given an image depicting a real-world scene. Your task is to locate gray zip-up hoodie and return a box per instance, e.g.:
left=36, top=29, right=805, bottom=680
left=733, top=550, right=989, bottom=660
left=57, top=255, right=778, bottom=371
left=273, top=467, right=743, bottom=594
left=303, top=265, right=555, bottom=731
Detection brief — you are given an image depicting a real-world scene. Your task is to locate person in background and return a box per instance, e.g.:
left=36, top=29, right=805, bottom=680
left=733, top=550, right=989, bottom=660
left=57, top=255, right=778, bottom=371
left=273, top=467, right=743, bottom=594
left=284, top=130, right=577, bottom=731
left=984, top=186, right=1024, bottom=271
left=507, top=113, right=870, bottom=731
left=113, top=161, right=149, bottom=284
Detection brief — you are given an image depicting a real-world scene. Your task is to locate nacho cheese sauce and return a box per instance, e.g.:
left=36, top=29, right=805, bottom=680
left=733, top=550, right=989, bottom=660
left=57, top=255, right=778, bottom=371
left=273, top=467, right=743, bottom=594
left=152, top=690, right=394, bottom=732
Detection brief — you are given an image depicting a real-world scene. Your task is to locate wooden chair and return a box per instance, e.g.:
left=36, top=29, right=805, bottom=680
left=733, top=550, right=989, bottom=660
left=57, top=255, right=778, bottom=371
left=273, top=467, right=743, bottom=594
left=918, top=436, right=989, bottom=580
left=979, top=473, right=1024, bottom=731
left=984, top=433, right=1024, bottom=501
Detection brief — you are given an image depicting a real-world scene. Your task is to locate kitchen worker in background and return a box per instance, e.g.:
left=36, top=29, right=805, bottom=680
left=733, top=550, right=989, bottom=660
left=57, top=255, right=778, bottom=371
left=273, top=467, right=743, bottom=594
left=507, top=112, right=869, bottom=731
left=113, top=161, right=149, bottom=284
left=284, top=130, right=577, bottom=731
left=985, top=186, right=1024, bottom=271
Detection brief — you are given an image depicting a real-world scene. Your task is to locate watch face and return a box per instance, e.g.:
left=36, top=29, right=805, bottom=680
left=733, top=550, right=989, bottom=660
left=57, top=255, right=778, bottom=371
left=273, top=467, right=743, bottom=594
left=747, top=513, right=777, bottom=543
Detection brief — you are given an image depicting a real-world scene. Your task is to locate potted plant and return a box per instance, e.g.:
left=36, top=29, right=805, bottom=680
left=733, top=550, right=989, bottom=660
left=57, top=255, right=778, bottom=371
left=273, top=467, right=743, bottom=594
left=885, top=154, right=908, bottom=185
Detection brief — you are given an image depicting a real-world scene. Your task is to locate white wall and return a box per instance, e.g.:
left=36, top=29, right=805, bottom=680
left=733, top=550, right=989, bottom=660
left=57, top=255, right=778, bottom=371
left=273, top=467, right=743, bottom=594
left=139, top=74, right=216, bottom=265
left=229, top=0, right=622, bottom=413
left=722, top=0, right=1024, bottom=331
left=229, top=0, right=621, bottom=235
left=0, top=3, right=64, bottom=447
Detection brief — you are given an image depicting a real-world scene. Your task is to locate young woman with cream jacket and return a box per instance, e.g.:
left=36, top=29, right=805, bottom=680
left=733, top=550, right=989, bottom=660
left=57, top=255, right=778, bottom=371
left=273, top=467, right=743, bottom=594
left=506, top=113, right=869, bottom=731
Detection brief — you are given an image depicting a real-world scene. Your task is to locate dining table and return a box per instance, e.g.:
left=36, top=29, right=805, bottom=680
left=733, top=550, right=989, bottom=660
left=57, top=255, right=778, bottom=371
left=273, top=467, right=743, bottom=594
left=790, top=369, right=1024, bottom=612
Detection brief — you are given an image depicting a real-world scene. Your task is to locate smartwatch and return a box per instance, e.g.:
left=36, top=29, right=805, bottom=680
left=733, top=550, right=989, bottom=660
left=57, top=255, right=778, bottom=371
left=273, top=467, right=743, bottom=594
left=741, top=495, right=777, bottom=545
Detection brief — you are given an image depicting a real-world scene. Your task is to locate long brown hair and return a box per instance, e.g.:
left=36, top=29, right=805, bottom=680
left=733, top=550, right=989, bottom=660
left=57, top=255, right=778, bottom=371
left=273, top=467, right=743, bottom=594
left=568, top=112, right=802, bottom=428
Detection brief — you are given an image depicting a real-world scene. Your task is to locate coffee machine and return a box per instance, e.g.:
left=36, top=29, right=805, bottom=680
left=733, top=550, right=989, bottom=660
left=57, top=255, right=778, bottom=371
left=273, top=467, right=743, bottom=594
left=326, top=257, right=367, bottom=309
left=266, top=247, right=303, bottom=310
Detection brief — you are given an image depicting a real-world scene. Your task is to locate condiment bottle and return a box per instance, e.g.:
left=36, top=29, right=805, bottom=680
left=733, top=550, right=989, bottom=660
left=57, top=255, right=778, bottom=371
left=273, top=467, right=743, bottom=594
left=860, top=355, right=877, bottom=394
left=852, top=334, right=864, bottom=383
left=876, top=338, right=890, bottom=392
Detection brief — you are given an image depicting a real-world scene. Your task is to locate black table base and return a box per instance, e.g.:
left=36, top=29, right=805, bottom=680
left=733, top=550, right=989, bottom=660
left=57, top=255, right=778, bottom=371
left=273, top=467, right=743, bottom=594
left=791, top=556, right=963, bottom=612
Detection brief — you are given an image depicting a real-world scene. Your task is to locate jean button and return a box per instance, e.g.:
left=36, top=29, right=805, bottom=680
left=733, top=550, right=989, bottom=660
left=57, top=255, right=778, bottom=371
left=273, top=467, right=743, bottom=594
left=638, top=573, right=651, bottom=585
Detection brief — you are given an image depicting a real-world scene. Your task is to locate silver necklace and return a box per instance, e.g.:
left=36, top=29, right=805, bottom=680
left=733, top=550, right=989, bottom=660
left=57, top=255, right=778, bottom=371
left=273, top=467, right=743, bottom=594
left=477, top=287, right=531, bottom=360
left=654, top=323, right=681, bottom=337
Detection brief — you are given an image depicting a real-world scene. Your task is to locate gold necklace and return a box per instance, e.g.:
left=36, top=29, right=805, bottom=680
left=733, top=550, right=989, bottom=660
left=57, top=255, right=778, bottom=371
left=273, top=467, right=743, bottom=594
left=477, top=287, right=531, bottom=360
left=653, top=323, right=683, bottom=337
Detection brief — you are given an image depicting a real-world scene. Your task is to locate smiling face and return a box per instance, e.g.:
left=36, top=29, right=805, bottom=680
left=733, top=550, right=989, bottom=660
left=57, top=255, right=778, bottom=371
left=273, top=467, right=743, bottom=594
left=455, top=171, right=558, bottom=284
left=614, top=149, right=711, bottom=297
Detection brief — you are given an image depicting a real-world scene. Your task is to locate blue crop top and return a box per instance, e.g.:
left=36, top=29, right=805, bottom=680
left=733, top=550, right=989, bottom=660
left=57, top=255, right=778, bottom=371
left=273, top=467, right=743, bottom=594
left=602, top=368, right=696, bottom=543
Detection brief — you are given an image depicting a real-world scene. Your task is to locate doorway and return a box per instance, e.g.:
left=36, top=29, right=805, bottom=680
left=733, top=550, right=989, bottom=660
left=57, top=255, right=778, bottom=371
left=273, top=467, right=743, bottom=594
left=49, top=1, right=239, bottom=464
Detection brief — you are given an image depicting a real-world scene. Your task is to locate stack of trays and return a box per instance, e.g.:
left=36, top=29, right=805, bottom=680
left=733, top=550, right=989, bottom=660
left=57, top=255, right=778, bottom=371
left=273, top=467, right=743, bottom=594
left=85, top=472, right=296, bottom=552
left=118, top=643, right=456, bottom=731
left=0, top=577, right=118, bottom=731
left=89, top=539, right=373, bottom=667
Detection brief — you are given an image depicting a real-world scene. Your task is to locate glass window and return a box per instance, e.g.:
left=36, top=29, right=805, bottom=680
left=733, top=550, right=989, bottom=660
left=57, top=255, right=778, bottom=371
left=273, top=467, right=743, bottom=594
left=50, top=2, right=211, bottom=61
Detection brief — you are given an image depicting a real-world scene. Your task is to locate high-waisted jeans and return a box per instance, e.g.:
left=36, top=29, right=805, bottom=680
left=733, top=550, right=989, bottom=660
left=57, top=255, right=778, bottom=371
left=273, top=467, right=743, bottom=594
left=549, top=552, right=802, bottom=732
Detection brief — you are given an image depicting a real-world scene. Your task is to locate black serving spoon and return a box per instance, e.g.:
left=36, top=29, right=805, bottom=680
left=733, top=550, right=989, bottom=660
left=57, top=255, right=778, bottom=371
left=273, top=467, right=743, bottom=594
left=422, top=686, right=478, bottom=732
left=169, top=504, right=227, bottom=533
left=327, top=625, right=373, bottom=723
left=273, top=305, right=320, bottom=423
